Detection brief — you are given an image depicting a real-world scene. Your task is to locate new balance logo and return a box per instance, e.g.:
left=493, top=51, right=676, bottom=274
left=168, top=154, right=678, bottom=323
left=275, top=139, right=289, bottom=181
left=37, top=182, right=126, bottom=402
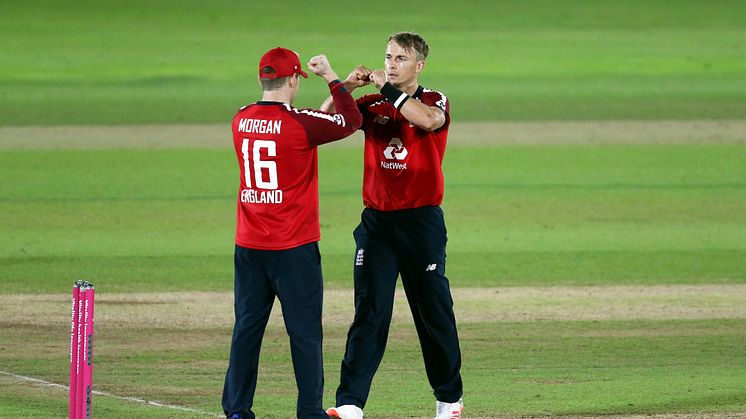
left=355, top=249, right=364, bottom=266
left=425, top=264, right=437, bottom=272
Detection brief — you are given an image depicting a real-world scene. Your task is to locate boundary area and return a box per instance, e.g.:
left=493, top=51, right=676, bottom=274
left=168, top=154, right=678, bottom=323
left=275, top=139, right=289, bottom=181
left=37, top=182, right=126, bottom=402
left=1, top=120, right=745, bottom=149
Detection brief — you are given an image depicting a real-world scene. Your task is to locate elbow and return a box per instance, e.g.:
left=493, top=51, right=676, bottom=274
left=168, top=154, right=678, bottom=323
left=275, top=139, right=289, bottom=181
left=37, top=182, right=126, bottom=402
left=420, top=115, right=443, bottom=132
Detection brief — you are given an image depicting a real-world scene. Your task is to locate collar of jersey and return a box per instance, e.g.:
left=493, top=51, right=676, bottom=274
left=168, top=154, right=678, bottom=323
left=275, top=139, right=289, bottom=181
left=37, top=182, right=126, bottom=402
left=412, top=85, right=424, bottom=99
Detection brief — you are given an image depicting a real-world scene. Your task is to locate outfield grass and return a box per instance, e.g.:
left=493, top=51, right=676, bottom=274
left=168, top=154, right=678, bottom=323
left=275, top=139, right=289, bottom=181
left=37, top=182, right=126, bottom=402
left=2, top=0, right=746, bottom=417
left=2, top=0, right=746, bottom=124
left=1, top=139, right=745, bottom=417
left=2, top=139, right=745, bottom=416
left=2, top=289, right=746, bottom=418
left=4, top=315, right=746, bottom=417
left=1, top=144, right=745, bottom=293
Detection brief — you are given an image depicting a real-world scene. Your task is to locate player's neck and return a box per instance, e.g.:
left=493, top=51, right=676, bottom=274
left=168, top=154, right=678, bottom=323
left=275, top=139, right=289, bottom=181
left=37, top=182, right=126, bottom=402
left=261, top=90, right=293, bottom=104
left=395, top=80, right=419, bottom=96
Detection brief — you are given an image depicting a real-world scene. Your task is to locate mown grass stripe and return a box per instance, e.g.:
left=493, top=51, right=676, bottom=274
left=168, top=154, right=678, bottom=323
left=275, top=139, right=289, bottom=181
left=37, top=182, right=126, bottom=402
left=0, top=370, right=222, bottom=417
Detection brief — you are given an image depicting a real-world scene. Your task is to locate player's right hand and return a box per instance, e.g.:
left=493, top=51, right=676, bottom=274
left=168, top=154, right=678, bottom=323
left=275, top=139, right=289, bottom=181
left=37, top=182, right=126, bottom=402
left=345, top=65, right=373, bottom=91
left=368, top=69, right=386, bottom=90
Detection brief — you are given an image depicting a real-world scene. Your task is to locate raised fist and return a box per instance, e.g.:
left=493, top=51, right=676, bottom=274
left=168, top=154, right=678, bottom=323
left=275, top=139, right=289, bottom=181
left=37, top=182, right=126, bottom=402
left=368, top=70, right=386, bottom=89
left=307, top=54, right=340, bottom=83
left=308, top=55, right=332, bottom=76
left=345, top=65, right=373, bottom=90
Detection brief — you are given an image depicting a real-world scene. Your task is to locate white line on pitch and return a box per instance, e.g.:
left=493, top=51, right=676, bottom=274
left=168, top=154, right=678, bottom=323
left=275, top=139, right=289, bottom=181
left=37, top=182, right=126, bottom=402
left=0, top=370, right=222, bottom=417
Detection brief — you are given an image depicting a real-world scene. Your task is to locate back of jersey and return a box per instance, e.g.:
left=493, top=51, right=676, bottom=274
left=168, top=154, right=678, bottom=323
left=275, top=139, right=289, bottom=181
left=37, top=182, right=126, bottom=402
left=232, top=102, right=319, bottom=250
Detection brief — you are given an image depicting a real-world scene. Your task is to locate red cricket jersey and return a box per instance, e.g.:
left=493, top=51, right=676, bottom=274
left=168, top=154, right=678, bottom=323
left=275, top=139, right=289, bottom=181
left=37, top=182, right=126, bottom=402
left=357, top=86, right=450, bottom=211
left=233, top=81, right=362, bottom=250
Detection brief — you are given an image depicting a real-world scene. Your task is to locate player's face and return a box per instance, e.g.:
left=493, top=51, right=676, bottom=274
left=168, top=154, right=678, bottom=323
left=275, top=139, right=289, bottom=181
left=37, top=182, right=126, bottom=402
left=385, top=41, right=424, bottom=88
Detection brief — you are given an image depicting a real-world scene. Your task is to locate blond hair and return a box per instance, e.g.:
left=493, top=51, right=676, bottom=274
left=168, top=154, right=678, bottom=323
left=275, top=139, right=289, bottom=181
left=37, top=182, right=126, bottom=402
left=388, top=32, right=430, bottom=61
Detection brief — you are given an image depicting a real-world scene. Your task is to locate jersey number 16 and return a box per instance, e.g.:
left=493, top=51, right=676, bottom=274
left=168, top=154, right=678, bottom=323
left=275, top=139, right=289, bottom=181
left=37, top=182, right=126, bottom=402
left=241, top=138, right=278, bottom=190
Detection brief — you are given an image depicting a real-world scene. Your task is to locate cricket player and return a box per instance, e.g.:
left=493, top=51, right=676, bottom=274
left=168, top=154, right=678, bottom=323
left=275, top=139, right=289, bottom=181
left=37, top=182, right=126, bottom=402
left=222, top=47, right=362, bottom=419
left=320, top=32, right=464, bottom=419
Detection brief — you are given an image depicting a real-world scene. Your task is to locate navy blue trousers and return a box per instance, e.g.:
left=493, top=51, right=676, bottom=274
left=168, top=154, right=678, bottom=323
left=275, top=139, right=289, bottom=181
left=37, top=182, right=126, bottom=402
left=336, top=206, right=463, bottom=408
left=222, top=242, right=328, bottom=419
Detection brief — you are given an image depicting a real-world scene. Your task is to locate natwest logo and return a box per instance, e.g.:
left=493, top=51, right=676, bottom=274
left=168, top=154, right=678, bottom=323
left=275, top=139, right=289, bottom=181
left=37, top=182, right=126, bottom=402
left=383, top=137, right=408, bottom=160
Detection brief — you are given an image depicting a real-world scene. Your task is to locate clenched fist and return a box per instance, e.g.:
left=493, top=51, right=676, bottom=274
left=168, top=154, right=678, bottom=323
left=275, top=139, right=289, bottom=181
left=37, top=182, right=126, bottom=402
left=344, top=65, right=373, bottom=92
left=368, top=70, right=387, bottom=90
left=307, top=55, right=339, bottom=83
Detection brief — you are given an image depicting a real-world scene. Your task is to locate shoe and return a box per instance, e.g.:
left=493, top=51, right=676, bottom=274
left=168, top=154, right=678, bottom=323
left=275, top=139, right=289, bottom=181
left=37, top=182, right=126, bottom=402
left=326, top=404, right=363, bottom=419
left=435, top=398, right=463, bottom=419
left=229, top=414, right=242, bottom=419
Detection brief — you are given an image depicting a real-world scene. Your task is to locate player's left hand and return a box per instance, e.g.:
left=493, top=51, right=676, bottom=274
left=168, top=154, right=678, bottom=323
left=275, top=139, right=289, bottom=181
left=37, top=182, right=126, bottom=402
left=308, top=55, right=331, bottom=76
left=308, top=55, right=340, bottom=83
left=368, top=70, right=386, bottom=89
left=344, top=65, right=373, bottom=91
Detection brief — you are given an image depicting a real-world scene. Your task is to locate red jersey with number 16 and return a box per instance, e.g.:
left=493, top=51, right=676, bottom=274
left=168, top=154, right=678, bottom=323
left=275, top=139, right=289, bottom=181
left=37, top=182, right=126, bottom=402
left=232, top=81, right=362, bottom=250
left=357, top=86, right=450, bottom=211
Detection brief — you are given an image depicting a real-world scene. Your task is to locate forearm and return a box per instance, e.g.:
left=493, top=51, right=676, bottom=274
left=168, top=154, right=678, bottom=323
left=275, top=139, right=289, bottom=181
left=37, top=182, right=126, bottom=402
left=320, top=95, right=336, bottom=113
left=320, top=81, right=359, bottom=113
left=399, top=99, right=445, bottom=132
left=320, top=71, right=339, bottom=84
left=380, top=82, right=445, bottom=131
left=306, top=81, right=363, bottom=146
left=327, top=80, right=363, bottom=134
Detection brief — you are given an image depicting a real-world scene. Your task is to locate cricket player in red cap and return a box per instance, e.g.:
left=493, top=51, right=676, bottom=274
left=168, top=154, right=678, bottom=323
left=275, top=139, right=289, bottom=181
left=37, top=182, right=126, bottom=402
left=222, top=47, right=362, bottom=419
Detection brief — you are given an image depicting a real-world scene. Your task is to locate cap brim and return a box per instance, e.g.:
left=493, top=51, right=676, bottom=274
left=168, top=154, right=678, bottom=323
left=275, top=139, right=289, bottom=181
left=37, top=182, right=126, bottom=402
left=299, top=69, right=308, bottom=79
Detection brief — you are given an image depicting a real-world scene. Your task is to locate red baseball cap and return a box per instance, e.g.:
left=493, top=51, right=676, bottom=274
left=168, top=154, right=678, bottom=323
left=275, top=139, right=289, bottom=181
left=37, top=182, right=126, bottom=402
left=258, top=47, right=309, bottom=79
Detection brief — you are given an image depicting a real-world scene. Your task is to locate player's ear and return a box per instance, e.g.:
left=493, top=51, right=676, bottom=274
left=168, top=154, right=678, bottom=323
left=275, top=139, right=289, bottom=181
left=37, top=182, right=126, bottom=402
left=416, top=60, right=425, bottom=74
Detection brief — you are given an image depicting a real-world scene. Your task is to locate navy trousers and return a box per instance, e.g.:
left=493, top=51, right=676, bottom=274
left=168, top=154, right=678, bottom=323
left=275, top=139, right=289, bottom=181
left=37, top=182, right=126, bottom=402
left=222, top=242, right=328, bottom=419
left=336, top=206, right=463, bottom=408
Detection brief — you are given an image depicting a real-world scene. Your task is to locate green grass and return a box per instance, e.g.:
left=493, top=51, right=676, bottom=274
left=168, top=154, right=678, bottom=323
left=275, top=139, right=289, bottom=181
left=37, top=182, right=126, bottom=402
left=2, top=145, right=745, bottom=293
left=2, top=320, right=745, bottom=417
left=2, top=0, right=746, bottom=416
left=2, top=142, right=745, bottom=416
left=2, top=0, right=746, bottom=124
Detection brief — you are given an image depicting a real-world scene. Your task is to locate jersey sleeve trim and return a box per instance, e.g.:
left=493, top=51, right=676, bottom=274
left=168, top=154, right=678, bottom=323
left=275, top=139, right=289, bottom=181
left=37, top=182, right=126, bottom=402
left=422, top=88, right=449, bottom=113
left=284, top=82, right=362, bottom=146
left=284, top=104, right=347, bottom=127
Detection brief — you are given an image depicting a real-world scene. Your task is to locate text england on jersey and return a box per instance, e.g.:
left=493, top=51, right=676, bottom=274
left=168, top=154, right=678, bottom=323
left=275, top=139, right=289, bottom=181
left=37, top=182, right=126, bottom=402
left=240, top=189, right=283, bottom=204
